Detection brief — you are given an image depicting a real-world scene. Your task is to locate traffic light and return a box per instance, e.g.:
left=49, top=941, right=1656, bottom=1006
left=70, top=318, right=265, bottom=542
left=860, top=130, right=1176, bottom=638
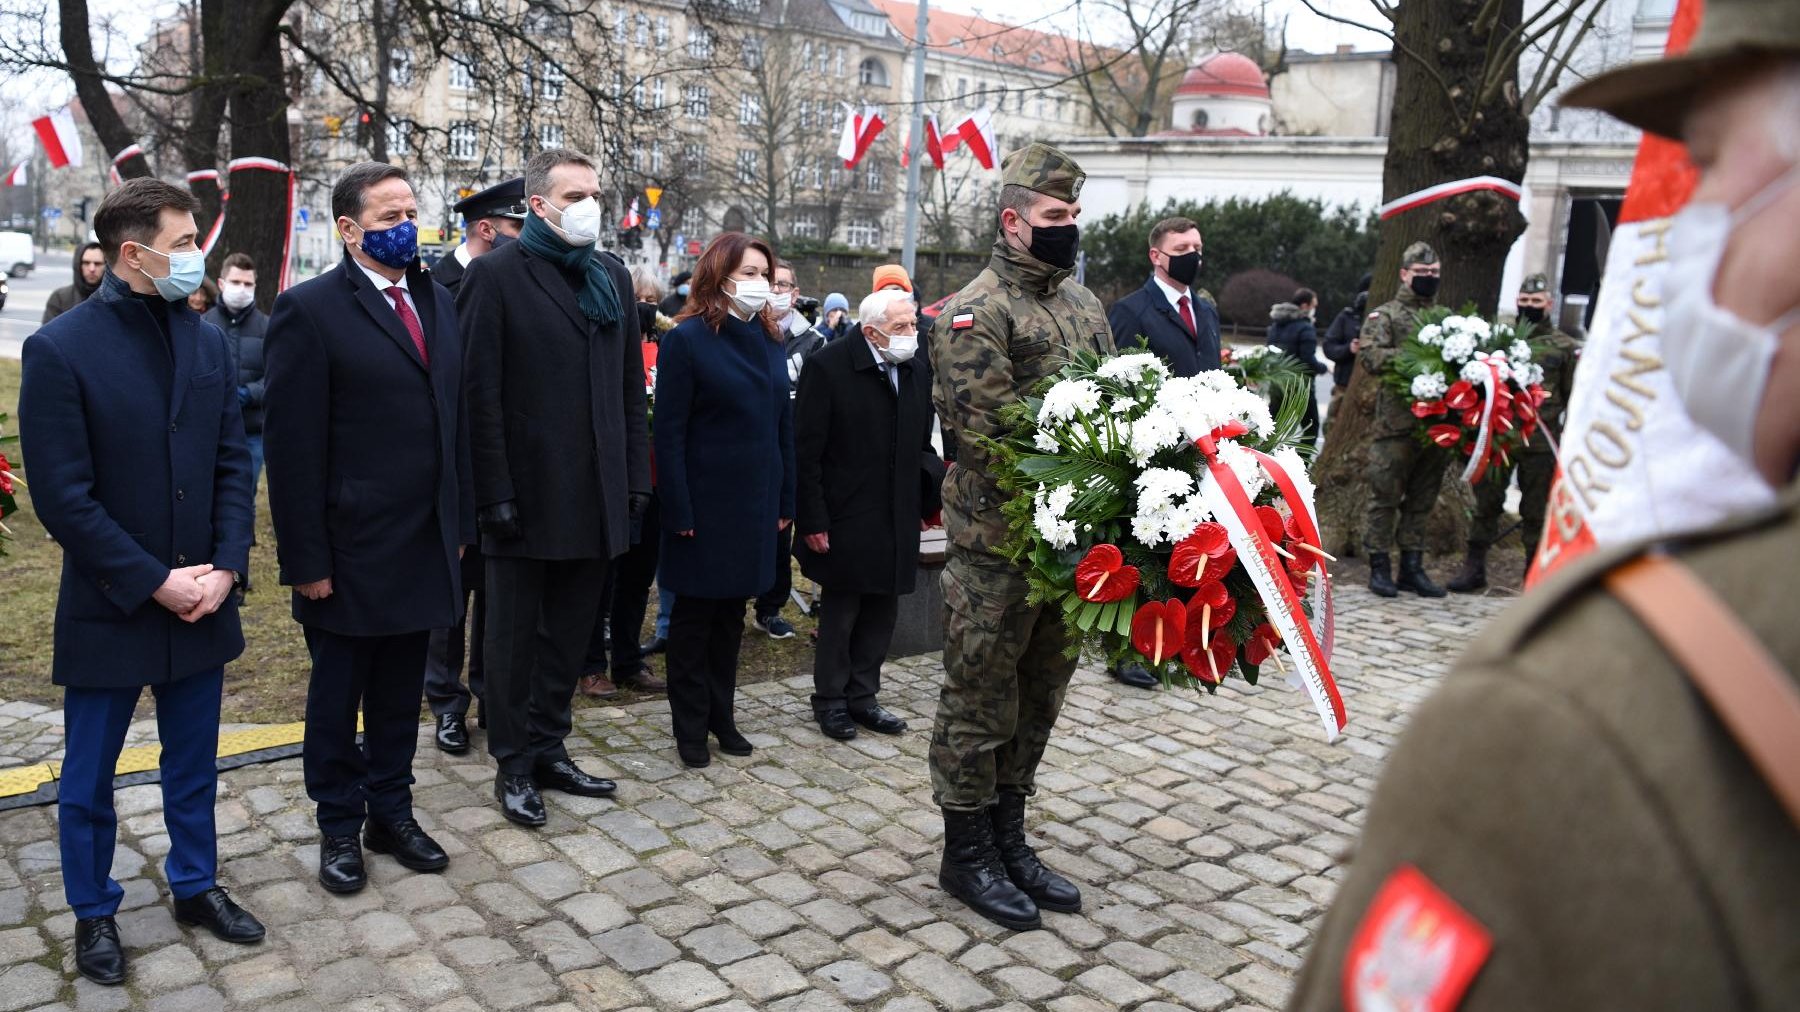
left=74, top=197, right=91, bottom=223
left=356, top=109, right=372, bottom=144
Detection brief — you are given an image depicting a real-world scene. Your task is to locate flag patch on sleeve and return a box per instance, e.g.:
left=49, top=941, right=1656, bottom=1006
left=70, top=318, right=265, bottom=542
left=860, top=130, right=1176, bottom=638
left=1343, top=865, right=1492, bottom=1012
left=951, top=313, right=975, bottom=331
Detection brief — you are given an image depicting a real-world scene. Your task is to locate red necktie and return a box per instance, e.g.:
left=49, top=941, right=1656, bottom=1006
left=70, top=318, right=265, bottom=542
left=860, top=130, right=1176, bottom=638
left=386, top=286, right=429, bottom=365
left=1178, top=294, right=1197, bottom=340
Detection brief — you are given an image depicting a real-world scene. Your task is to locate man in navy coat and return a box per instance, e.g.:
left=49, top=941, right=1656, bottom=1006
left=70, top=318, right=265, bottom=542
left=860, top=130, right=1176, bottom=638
left=1103, top=214, right=1222, bottom=689
left=264, top=162, right=475, bottom=895
left=20, top=178, right=265, bottom=987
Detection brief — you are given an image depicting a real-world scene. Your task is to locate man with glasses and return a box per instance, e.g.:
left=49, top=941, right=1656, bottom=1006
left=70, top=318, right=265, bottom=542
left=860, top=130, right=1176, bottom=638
left=1359, top=241, right=1448, bottom=598
left=753, top=259, right=818, bottom=639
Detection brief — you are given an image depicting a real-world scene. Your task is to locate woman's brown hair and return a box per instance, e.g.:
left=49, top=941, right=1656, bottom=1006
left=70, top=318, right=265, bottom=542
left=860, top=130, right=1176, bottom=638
left=677, top=232, right=782, bottom=341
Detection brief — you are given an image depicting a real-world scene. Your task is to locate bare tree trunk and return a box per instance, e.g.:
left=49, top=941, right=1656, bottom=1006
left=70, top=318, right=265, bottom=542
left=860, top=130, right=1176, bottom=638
left=1311, top=0, right=1529, bottom=552
left=58, top=0, right=152, bottom=180
left=216, top=3, right=295, bottom=309
left=186, top=0, right=227, bottom=245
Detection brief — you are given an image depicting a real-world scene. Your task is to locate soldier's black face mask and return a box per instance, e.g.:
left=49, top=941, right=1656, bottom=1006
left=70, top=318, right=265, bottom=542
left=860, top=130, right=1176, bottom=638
left=1026, top=222, right=1080, bottom=269
left=1163, top=250, right=1201, bottom=287
left=1518, top=305, right=1546, bottom=324
left=1409, top=274, right=1440, bottom=298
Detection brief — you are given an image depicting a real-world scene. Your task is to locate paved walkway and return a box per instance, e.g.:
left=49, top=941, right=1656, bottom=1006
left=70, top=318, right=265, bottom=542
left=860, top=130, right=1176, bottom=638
left=0, top=585, right=1511, bottom=1012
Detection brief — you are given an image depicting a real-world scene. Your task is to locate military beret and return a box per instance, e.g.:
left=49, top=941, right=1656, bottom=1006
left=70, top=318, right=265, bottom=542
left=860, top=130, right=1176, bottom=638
left=454, top=177, right=527, bottom=221
left=1401, top=241, right=1438, bottom=267
left=1519, top=272, right=1550, bottom=294
left=1001, top=142, right=1085, bottom=203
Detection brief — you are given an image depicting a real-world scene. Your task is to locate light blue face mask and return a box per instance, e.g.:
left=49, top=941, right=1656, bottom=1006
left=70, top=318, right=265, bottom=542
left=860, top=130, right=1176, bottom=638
left=136, top=243, right=208, bottom=302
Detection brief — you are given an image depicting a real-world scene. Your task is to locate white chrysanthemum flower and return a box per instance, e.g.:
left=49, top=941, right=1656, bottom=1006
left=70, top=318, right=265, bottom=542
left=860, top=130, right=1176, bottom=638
left=1460, top=360, right=1491, bottom=384
left=1410, top=371, right=1448, bottom=400
left=1033, top=430, right=1060, bottom=452
left=1037, top=378, right=1103, bottom=424
left=1523, top=363, right=1546, bottom=386
left=1213, top=439, right=1267, bottom=500
left=1267, top=445, right=1317, bottom=521
left=1440, top=333, right=1477, bottom=364
left=1509, top=340, right=1532, bottom=363
left=1135, top=467, right=1195, bottom=512
left=1154, top=374, right=1274, bottom=441
left=1096, top=353, right=1170, bottom=384
left=1416, top=324, right=1443, bottom=346
left=1127, top=407, right=1184, bottom=465
left=1033, top=484, right=1079, bottom=548
left=1466, top=317, right=1492, bottom=338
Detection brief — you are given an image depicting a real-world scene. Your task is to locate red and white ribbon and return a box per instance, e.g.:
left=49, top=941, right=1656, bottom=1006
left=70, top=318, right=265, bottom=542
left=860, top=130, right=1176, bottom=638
left=107, top=143, right=144, bottom=185
left=1194, top=429, right=1346, bottom=741
left=221, top=157, right=298, bottom=290
left=1378, top=175, right=1523, bottom=220
left=1459, top=353, right=1510, bottom=486
left=1247, top=448, right=1336, bottom=665
left=186, top=168, right=219, bottom=185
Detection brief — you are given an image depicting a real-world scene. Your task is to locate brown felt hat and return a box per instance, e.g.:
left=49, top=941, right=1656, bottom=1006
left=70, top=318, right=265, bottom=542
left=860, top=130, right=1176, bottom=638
left=1561, top=0, right=1800, bottom=141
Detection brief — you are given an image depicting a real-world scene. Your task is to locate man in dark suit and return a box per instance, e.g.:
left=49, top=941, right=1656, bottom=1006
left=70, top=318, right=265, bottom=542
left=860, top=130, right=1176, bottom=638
left=460, top=147, right=651, bottom=827
left=20, top=178, right=264, bottom=987
left=794, top=289, right=944, bottom=740
left=1103, top=214, right=1222, bottom=689
left=423, top=177, right=525, bottom=756
left=264, top=162, right=475, bottom=895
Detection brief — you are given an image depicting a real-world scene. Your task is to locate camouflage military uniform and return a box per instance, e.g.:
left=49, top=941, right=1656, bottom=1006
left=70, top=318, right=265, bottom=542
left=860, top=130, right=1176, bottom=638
left=1467, top=322, right=1582, bottom=556
left=1361, top=269, right=1449, bottom=553
left=928, top=150, right=1113, bottom=813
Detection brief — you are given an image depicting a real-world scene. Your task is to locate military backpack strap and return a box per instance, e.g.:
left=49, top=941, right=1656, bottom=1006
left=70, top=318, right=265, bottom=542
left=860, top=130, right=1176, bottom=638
left=1605, top=552, right=1800, bottom=830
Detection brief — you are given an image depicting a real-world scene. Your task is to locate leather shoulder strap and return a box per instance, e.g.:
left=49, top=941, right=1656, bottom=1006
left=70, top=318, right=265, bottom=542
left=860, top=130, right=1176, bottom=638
left=1606, top=553, right=1800, bottom=829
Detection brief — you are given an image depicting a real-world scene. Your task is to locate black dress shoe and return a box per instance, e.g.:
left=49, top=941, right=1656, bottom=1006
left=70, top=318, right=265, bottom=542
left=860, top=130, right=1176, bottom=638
left=74, top=916, right=127, bottom=986
left=534, top=758, right=616, bottom=798
left=1109, top=662, right=1160, bottom=690
left=640, top=635, right=668, bottom=656
left=849, top=704, right=908, bottom=735
left=496, top=773, right=547, bottom=826
left=713, top=727, right=753, bottom=757
left=817, top=709, right=858, bottom=740
left=676, top=741, right=711, bottom=768
left=435, top=713, right=470, bottom=754
left=365, top=818, right=450, bottom=872
left=318, top=835, right=366, bottom=894
left=173, top=886, right=265, bottom=943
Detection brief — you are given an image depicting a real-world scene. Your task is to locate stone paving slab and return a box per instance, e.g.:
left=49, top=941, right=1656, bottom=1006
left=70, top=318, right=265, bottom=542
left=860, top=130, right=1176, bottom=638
left=0, top=586, right=1508, bottom=1010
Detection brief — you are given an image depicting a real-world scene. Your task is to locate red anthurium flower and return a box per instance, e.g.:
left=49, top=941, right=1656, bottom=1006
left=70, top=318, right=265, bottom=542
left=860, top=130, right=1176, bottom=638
left=1444, top=380, right=1478, bottom=411
left=1458, top=407, right=1481, bottom=428
left=1254, top=506, right=1286, bottom=542
left=1428, top=424, right=1463, bottom=448
left=1410, top=398, right=1447, bottom=418
left=1244, top=623, right=1282, bottom=666
left=1182, top=628, right=1238, bottom=686
left=1168, top=522, right=1236, bottom=587
left=1515, top=397, right=1537, bottom=424
left=1130, top=599, right=1187, bottom=666
left=1074, top=544, right=1139, bottom=603
left=1529, top=383, right=1549, bottom=406
left=1185, top=580, right=1237, bottom=636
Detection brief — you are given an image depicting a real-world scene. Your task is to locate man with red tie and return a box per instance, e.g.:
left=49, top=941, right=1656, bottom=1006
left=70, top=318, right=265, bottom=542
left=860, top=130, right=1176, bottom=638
left=264, top=162, right=475, bottom=895
left=1102, top=215, right=1223, bottom=689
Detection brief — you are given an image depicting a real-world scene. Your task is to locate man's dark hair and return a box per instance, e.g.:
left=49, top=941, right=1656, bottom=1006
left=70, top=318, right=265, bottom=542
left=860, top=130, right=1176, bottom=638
left=332, top=161, right=409, bottom=223
left=524, top=147, right=597, bottom=202
left=1149, top=216, right=1199, bottom=250
left=1293, top=287, right=1316, bottom=308
left=774, top=258, right=794, bottom=274
left=998, top=183, right=1039, bottom=219
left=93, top=178, right=199, bottom=265
left=221, top=252, right=256, bottom=275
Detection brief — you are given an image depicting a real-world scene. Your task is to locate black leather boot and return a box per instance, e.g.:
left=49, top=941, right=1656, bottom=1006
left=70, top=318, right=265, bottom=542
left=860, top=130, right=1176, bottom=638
left=992, top=791, right=1081, bottom=913
left=1446, top=542, right=1488, bottom=593
left=938, top=807, right=1041, bottom=931
left=1367, top=552, right=1398, bottom=598
left=1397, top=550, right=1447, bottom=597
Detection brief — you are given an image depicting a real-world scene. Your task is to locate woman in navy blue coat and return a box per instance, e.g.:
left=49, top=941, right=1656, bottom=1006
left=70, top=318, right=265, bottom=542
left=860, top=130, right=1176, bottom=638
left=654, top=233, right=794, bottom=767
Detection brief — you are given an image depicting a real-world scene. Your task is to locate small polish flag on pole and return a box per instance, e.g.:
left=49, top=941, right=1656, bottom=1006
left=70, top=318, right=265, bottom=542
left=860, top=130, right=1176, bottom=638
left=948, top=107, right=997, bottom=170
left=837, top=103, right=886, bottom=169
left=620, top=197, right=641, bottom=230
left=900, top=114, right=945, bottom=171
left=1, top=161, right=26, bottom=187
left=31, top=109, right=85, bottom=168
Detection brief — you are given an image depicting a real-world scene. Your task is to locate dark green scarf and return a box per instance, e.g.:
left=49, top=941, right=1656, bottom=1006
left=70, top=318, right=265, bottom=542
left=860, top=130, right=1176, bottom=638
left=519, top=212, right=621, bottom=327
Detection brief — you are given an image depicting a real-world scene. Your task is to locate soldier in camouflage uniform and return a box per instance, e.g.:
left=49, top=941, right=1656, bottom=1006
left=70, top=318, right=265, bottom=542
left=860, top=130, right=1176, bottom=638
left=1448, top=274, right=1584, bottom=592
left=1360, top=241, right=1450, bottom=598
left=927, top=143, right=1114, bottom=931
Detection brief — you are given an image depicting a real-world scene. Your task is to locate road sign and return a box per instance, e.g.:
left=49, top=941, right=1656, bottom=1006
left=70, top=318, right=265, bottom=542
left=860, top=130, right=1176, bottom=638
left=646, top=208, right=661, bottom=231
left=42, top=207, right=61, bottom=219
left=645, top=187, right=663, bottom=209
left=295, top=208, right=310, bottom=231
left=686, top=239, right=702, bottom=256
left=673, top=232, right=685, bottom=252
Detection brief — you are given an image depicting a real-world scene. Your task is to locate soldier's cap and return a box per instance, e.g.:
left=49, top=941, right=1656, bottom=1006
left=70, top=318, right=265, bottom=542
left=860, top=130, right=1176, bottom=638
left=453, top=177, right=527, bottom=221
left=1519, top=273, right=1550, bottom=294
left=1562, top=0, right=1800, bottom=141
left=1001, top=143, right=1085, bottom=203
left=1401, top=241, right=1438, bottom=268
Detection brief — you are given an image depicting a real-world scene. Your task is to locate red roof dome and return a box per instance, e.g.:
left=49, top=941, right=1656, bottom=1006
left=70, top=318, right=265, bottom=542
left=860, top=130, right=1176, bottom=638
left=1175, top=53, right=1269, bottom=99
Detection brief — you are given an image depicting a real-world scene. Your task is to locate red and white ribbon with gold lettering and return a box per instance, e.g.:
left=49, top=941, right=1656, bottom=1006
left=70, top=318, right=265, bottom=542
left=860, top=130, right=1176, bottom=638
left=1246, top=448, right=1336, bottom=665
left=1459, top=353, right=1510, bottom=486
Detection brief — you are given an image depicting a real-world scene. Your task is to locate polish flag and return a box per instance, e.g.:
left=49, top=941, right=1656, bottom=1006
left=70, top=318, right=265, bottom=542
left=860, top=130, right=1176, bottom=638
left=31, top=109, right=84, bottom=168
left=1, top=161, right=25, bottom=187
left=900, top=114, right=945, bottom=171
left=836, top=104, right=886, bottom=169
left=620, top=197, right=641, bottom=230
left=947, top=107, right=997, bottom=170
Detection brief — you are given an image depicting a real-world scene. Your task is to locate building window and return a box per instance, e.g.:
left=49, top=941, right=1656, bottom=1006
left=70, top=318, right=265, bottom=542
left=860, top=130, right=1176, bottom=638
left=744, top=36, right=764, bottom=69
left=650, top=140, right=664, bottom=173
left=860, top=58, right=888, bottom=87
left=955, top=77, right=967, bottom=99
left=809, top=155, right=824, bottom=189
left=739, top=93, right=761, bottom=126
left=542, top=62, right=565, bottom=101
left=449, top=58, right=474, bottom=92
left=650, top=77, right=665, bottom=109
left=834, top=47, right=845, bottom=77
left=830, top=103, right=845, bottom=131
left=684, top=84, right=711, bottom=119
left=689, top=26, right=714, bottom=60
left=846, top=218, right=882, bottom=248
left=389, top=49, right=413, bottom=87
left=654, top=16, right=669, bottom=46
left=632, top=77, right=645, bottom=109
left=449, top=122, right=477, bottom=161
left=385, top=120, right=411, bottom=156
left=865, top=160, right=882, bottom=192
left=791, top=214, right=818, bottom=239
left=798, top=99, right=813, bottom=130
left=634, top=13, right=649, bottom=46
left=736, top=149, right=757, bottom=183
left=802, top=40, right=813, bottom=70
left=538, top=123, right=564, bottom=149
left=682, top=142, right=706, bottom=174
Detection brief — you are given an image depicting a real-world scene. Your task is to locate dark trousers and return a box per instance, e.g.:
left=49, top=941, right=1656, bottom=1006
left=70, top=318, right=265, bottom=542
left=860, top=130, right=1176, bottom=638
left=811, top=586, right=899, bottom=714
left=666, top=595, right=747, bottom=746
left=485, top=555, right=610, bottom=775
left=586, top=496, right=661, bottom=676
left=754, top=524, right=793, bottom=618
left=60, top=668, right=223, bottom=918
left=302, top=629, right=429, bottom=836
left=425, top=546, right=486, bottom=718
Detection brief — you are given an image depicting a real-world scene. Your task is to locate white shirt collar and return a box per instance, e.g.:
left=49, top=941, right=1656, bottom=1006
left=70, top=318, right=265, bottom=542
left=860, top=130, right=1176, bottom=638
left=353, top=256, right=409, bottom=294
left=1152, top=273, right=1190, bottom=311
left=453, top=244, right=472, bottom=268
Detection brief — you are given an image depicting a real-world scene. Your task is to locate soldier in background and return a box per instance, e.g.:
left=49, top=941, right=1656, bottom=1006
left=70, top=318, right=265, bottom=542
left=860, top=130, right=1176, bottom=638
left=1359, top=242, right=1448, bottom=598
left=928, top=142, right=1113, bottom=932
left=1447, top=274, right=1582, bottom=592
left=431, top=177, right=525, bottom=294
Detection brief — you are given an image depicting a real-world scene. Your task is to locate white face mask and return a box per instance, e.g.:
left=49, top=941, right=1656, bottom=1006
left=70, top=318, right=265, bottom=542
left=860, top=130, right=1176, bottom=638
left=1662, top=164, right=1800, bottom=466
left=726, top=276, right=771, bottom=317
left=540, top=195, right=601, bottom=245
left=221, top=281, right=256, bottom=311
left=869, top=325, right=918, bottom=364
left=767, top=292, right=793, bottom=316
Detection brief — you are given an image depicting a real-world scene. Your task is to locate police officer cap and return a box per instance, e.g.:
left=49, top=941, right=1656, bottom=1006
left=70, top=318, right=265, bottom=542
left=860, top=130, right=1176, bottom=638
left=1001, top=143, right=1085, bottom=203
left=1401, top=241, right=1438, bottom=267
left=1519, top=272, right=1550, bottom=294
left=454, top=177, right=527, bottom=221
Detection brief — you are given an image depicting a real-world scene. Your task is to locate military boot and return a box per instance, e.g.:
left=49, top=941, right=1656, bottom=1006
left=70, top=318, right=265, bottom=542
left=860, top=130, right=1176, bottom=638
left=1367, top=553, right=1398, bottom=598
left=1397, top=551, right=1447, bottom=597
left=938, top=807, right=1041, bottom=931
left=992, top=791, right=1081, bottom=913
left=1446, top=543, right=1488, bottom=593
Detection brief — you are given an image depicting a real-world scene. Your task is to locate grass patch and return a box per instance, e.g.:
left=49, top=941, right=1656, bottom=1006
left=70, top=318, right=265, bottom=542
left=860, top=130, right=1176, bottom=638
left=0, top=357, right=821, bottom=723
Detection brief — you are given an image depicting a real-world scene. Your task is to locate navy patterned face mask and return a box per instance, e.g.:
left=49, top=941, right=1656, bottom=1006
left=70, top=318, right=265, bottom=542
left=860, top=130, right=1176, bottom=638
left=358, top=219, right=419, bottom=269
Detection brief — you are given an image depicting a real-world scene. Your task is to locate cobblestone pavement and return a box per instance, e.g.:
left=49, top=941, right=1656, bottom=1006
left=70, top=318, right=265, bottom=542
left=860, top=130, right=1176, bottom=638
left=0, top=585, right=1510, bottom=1012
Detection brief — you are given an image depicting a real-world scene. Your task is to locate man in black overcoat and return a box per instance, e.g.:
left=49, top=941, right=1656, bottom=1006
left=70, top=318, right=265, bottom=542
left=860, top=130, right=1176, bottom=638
left=264, top=162, right=475, bottom=894
left=460, top=148, right=651, bottom=827
left=794, top=289, right=944, bottom=740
